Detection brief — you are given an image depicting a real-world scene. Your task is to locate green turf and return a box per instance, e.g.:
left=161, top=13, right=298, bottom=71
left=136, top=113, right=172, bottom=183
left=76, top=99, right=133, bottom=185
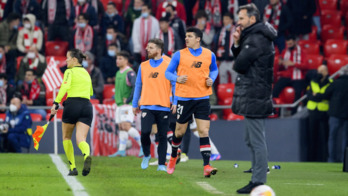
left=1, top=154, right=348, bottom=196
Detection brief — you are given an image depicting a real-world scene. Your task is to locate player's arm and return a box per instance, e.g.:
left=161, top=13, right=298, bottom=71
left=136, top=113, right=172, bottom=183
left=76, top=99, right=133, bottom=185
left=125, top=71, right=136, bottom=104
left=54, top=69, right=72, bottom=105
left=209, top=52, right=219, bottom=82
left=170, top=80, right=178, bottom=114
left=165, top=51, right=180, bottom=82
left=132, top=66, right=142, bottom=109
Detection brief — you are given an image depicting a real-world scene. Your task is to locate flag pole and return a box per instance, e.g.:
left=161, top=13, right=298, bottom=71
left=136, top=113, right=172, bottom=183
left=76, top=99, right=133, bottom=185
left=53, top=88, right=58, bottom=155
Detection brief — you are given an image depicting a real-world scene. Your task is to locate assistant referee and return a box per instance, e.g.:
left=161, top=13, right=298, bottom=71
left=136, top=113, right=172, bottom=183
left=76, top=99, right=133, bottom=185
left=50, top=48, right=93, bottom=176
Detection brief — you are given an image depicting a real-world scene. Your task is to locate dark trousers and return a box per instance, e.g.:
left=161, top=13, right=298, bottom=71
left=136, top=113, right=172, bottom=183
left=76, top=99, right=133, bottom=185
left=307, top=111, right=329, bottom=162
left=272, top=78, right=306, bottom=114
left=328, top=117, right=348, bottom=162
left=48, top=25, right=70, bottom=41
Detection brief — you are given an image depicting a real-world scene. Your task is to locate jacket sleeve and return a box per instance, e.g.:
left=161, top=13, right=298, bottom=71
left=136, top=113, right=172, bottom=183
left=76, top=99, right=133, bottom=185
left=126, top=71, right=136, bottom=104
left=132, top=19, right=141, bottom=53
left=9, top=112, right=32, bottom=133
left=233, top=35, right=263, bottom=74
left=16, top=30, right=26, bottom=53
left=293, top=50, right=307, bottom=70
left=94, top=68, right=104, bottom=95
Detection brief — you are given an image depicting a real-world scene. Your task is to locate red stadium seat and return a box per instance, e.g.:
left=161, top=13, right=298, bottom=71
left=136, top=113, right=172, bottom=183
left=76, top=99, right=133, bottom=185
left=324, top=39, right=348, bottom=57
left=306, top=26, right=318, bottom=41
left=218, top=97, right=233, bottom=119
left=319, top=0, right=338, bottom=10
left=320, top=10, right=341, bottom=27
left=209, top=113, right=218, bottom=121
left=90, top=99, right=100, bottom=105
left=45, top=41, right=69, bottom=56
left=0, top=113, right=6, bottom=121
left=279, top=87, right=295, bottom=104
left=321, top=25, right=344, bottom=43
left=306, top=54, right=324, bottom=70
left=46, top=56, right=67, bottom=67
left=217, top=83, right=234, bottom=101
left=226, top=112, right=244, bottom=121
left=30, top=113, right=42, bottom=122
left=103, top=98, right=115, bottom=105
left=298, top=40, right=320, bottom=55
left=103, top=84, right=115, bottom=100
left=341, top=0, right=348, bottom=16
left=327, top=54, right=348, bottom=74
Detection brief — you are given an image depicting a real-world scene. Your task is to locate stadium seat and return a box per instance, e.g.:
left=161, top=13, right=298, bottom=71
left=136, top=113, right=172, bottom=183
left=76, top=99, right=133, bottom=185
left=45, top=41, right=69, bottom=56
left=320, top=10, right=341, bottom=27
left=103, top=98, right=115, bottom=105
left=306, top=54, right=324, bottom=70
left=324, top=39, right=348, bottom=57
left=226, top=112, right=244, bottom=121
left=327, top=54, right=348, bottom=74
left=298, top=40, right=320, bottom=55
left=341, top=0, right=348, bottom=16
left=46, top=56, right=67, bottom=67
left=321, top=25, right=344, bottom=43
left=319, top=0, right=338, bottom=11
left=30, top=113, right=42, bottom=122
left=103, top=84, right=115, bottom=100
left=279, top=87, right=295, bottom=104
left=306, top=26, right=318, bottom=41
left=0, top=113, right=6, bottom=121
left=209, top=113, right=218, bottom=121
left=90, top=99, right=100, bottom=105
left=218, top=97, right=233, bottom=119
left=217, top=83, right=234, bottom=101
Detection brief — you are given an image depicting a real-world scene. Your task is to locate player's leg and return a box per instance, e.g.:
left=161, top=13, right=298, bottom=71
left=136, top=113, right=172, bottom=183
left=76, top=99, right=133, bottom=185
left=155, top=111, right=170, bottom=171
left=192, top=130, right=221, bottom=161
left=62, top=122, right=77, bottom=175
left=76, top=122, right=92, bottom=176
left=109, top=107, right=128, bottom=157
left=140, top=109, right=155, bottom=169
left=123, top=105, right=142, bottom=157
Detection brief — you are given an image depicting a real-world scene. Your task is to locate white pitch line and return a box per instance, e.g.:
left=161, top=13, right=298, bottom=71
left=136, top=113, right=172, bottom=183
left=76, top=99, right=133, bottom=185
left=196, top=181, right=225, bottom=195
left=50, top=154, right=89, bottom=196
left=284, top=183, right=324, bottom=186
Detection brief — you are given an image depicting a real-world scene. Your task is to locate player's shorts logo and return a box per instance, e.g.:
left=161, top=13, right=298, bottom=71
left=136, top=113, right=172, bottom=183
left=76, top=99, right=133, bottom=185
left=148, top=72, right=159, bottom=78
left=142, top=112, right=147, bottom=118
left=191, top=61, right=202, bottom=68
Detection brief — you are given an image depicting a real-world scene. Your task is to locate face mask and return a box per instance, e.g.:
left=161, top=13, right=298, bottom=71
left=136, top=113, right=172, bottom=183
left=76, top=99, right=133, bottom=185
left=24, top=23, right=31, bottom=29
left=27, top=79, right=33, bottom=84
left=13, top=25, right=18, bottom=30
left=141, top=12, right=149, bottom=18
left=316, top=73, right=323, bottom=80
left=0, top=53, right=3, bottom=59
left=225, top=24, right=231, bottom=29
left=288, top=46, right=295, bottom=51
left=107, top=13, right=115, bottom=18
left=27, top=52, right=36, bottom=59
left=199, top=20, right=206, bottom=25
left=134, top=7, right=142, bottom=11
left=108, top=50, right=116, bottom=57
left=82, top=60, right=88, bottom=68
left=78, top=23, right=86, bottom=29
left=106, top=33, right=113, bottom=41
left=0, top=80, right=4, bottom=87
left=165, top=12, right=172, bottom=18
left=9, top=104, right=17, bottom=112
left=78, top=0, right=86, bottom=3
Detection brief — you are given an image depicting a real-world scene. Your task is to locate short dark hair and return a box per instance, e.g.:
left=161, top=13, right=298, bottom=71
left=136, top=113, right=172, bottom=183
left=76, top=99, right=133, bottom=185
left=142, top=3, right=151, bottom=10
left=237, top=3, right=260, bottom=22
left=26, top=69, right=36, bottom=76
left=108, top=43, right=117, bottom=49
left=0, top=45, right=4, bottom=50
left=148, top=38, right=164, bottom=54
left=117, top=51, right=130, bottom=61
left=6, top=13, right=20, bottom=23
left=223, top=12, right=234, bottom=21
left=159, top=16, right=170, bottom=23
left=107, top=2, right=116, bottom=7
left=186, top=27, right=203, bottom=41
left=106, top=26, right=117, bottom=32
left=78, top=13, right=89, bottom=21
left=166, top=4, right=176, bottom=11
left=195, top=10, right=209, bottom=20
left=68, top=48, right=86, bottom=64
left=0, top=73, right=7, bottom=80
left=285, top=34, right=296, bottom=41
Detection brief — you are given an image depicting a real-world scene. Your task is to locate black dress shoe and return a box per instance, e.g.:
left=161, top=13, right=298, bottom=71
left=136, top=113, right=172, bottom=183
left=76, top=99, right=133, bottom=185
left=68, top=168, right=78, bottom=176
left=243, top=168, right=253, bottom=173
left=236, top=181, right=264, bottom=194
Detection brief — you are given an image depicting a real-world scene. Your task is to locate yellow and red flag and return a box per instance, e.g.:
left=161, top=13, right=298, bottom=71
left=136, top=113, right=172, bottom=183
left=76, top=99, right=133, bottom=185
left=32, top=123, right=48, bottom=150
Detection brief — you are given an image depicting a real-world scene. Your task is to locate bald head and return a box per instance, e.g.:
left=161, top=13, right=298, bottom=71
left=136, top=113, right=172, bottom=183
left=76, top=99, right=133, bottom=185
left=317, top=65, right=329, bottom=78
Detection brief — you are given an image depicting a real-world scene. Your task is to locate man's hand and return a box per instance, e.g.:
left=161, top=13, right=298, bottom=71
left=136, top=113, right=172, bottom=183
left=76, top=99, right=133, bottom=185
left=283, top=60, right=295, bottom=67
left=133, top=107, right=140, bottom=115
left=171, top=105, right=177, bottom=114
left=233, top=26, right=241, bottom=46
left=206, top=77, right=213, bottom=87
left=177, top=75, right=188, bottom=84
left=123, top=98, right=127, bottom=104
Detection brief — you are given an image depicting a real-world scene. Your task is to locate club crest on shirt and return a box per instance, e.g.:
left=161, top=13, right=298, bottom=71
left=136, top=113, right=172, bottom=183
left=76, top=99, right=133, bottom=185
left=142, top=112, right=147, bottom=118
left=177, top=114, right=180, bottom=119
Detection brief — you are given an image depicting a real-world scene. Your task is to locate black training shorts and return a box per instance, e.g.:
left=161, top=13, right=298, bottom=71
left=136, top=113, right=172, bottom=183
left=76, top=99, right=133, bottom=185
left=176, top=99, right=211, bottom=124
left=62, top=98, right=93, bottom=126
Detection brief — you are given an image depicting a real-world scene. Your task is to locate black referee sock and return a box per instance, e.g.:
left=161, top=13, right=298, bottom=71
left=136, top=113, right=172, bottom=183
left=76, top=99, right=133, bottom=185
left=171, top=134, right=182, bottom=158
left=200, top=137, right=211, bottom=166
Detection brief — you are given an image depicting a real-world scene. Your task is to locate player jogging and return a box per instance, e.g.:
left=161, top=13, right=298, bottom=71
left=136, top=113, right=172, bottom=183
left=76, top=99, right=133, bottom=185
left=133, top=39, right=177, bottom=171
left=165, top=27, right=219, bottom=177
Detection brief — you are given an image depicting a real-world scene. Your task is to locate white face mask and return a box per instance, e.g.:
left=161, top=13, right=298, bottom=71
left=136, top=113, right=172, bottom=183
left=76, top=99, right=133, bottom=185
left=82, top=60, right=88, bottom=68
left=78, top=0, right=86, bottom=3
left=24, top=23, right=31, bottom=29
left=9, top=104, right=17, bottom=112
left=27, top=52, right=36, bottom=59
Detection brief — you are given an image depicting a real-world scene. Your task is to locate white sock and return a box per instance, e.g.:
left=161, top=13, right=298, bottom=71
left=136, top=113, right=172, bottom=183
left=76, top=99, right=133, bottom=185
left=193, top=131, right=219, bottom=154
left=167, top=141, right=172, bottom=155
left=128, top=127, right=142, bottom=147
left=118, top=130, right=128, bottom=151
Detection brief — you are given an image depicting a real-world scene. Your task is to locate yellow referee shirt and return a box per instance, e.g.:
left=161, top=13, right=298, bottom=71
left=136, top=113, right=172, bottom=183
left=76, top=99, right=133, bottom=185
left=55, top=66, right=93, bottom=103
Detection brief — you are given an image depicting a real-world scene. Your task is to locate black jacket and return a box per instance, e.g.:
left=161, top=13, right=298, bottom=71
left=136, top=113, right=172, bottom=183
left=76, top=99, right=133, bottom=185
left=316, top=75, right=348, bottom=119
left=231, top=22, right=277, bottom=118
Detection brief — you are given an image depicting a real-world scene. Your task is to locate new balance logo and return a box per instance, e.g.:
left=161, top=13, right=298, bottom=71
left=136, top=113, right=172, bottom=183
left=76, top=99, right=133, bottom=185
left=148, top=72, right=159, bottom=78
left=191, top=61, right=202, bottom=68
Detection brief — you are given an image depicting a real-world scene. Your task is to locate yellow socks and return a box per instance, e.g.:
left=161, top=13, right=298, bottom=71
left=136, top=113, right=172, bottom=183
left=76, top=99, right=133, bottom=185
left=78, top=141, right=90, bottom=160
left=63, top=140, right=76, bottom=170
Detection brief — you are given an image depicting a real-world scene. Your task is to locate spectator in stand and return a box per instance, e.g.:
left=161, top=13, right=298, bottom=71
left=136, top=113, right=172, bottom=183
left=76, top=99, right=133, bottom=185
left=84, top=51, right=104, bottom=103
left=124, top=0, right=144, bottom=35
left=131, top=3, right=159, bottom=64
left=221, top=0, right=239, bottom=21
left=14, top=0, right=42, bottom=21
left=165, top=4, right=185, bottom=47
left=287, top=0, right=316, bottom=38
left=216, top=12, right=237, bottom=84
left=99, top=43, right=118, bottom=84
left=4, top=96, right=32, bottom=153
left=71, top=13, right=97, bottom=55
left=16, top=14, right=43, bottom=56
left=156, top=0, right=186, bottom=23
left=103, top=26, right=127, bottom=55
left=263, top=0, right=293, bottom=53
left=273, top=35, right=307, bottom=114
left=195, top=10, right=215, bottom=49
left=306, top=65, right=331, bottom=162
left=43, top=0, right=75, bottom=42
left=156, top=16, right=183, bottom=57
left=312, top=0, right=321, bottom=37
left=0, top=45, right=6, bottom=74
left=20, top=69, right=46, bottom=119
left=0, top=13, right=20, bottom=83
left=193, top=0, right=222, bottom=28
left=314, top=66, right=348, bottom=163
left=74, top=0, right=98, bottom=27
left=0, top=74, right=16, bottom=113
left=16, top=47, right=46, bottom=84
left=101, top=2, right=124, bottom=35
